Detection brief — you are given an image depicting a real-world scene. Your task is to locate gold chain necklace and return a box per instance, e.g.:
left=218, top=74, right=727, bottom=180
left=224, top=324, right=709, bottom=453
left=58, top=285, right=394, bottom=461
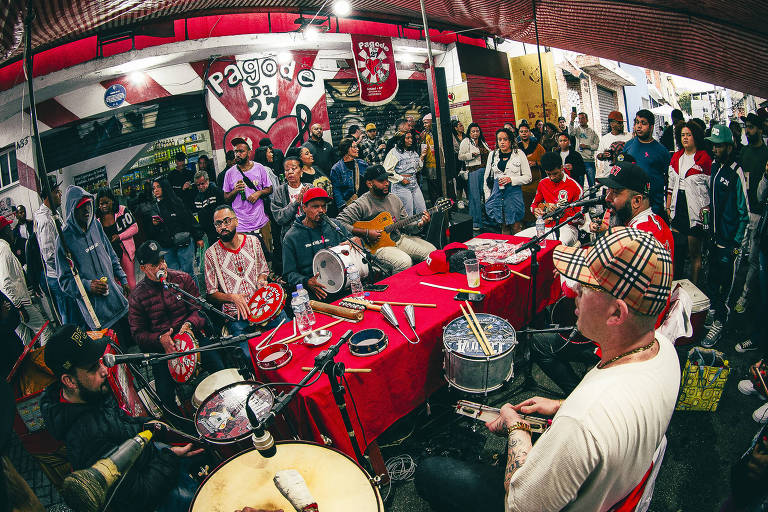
left=597, top=339, right=657, bottom=369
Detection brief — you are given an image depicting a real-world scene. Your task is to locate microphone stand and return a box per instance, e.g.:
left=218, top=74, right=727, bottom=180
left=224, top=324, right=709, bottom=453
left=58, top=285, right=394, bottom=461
left=111, top=331, right=258, bottom=367
left=515, top=210, right=586, bottom=390
left=163, top=279, right=236, bottom=323
left=321, top=215, right=389, bottom=279
left=246, top=330, right=370, bottom=468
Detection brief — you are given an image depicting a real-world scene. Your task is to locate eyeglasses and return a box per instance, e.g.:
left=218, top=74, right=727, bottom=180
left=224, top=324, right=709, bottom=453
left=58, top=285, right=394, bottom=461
left=214, top=217, right=235, bottom=228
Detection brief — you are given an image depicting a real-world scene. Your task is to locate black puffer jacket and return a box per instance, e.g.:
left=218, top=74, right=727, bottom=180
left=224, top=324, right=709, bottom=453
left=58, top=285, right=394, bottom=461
left=40, top=381, right=179, bottom=511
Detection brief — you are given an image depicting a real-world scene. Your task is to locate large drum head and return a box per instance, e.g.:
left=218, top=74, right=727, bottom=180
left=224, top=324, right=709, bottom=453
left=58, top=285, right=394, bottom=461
left=443, top=313, right=517, bottom=357
left=191, top=442, right=383, bottom=512
left=195, top=381, right=274, bottom=444
left=192, top=369, right=245, bottom=409
left=313, top=249, right=346, bottom=293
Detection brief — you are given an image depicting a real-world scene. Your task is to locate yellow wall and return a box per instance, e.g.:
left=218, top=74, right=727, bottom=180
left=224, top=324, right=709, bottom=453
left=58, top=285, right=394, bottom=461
left=509, top=52, right=561, bottom=124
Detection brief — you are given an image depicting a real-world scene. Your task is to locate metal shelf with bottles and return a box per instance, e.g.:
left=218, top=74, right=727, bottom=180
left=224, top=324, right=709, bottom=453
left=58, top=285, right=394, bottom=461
left=116, top=130, right=212, bottom=197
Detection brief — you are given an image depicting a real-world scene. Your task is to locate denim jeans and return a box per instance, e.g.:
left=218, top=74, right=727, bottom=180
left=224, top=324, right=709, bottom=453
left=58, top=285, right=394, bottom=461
left=392, top=179, right=427, bottom=216
left=751, top=249, right=768, bottom=358
left=583, top=160, right=596, bottom=188
left=43, top=271, right=81, bottom=325
left=163, top=242, right=195, bottom=277
left=415, top=456, right=506, bottom=512
left=468, top=167, right=485, bottom=229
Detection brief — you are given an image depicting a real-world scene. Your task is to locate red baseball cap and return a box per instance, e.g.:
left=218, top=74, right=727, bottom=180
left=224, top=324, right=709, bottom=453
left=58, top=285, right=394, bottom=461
left=443, top=242, right=468, bottom=257
left=302, top=187, right=331, bottom=204
left=0, top=216, right=12, bottom=230
left=416, top=250, right=450, bottom=275
left=76, top=196, right=93, bottom=209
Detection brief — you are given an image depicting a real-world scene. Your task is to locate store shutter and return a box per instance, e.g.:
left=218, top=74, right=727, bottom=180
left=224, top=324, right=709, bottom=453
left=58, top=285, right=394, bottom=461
left=42, top=92, right=208, bottom=171
left=466, top=74, right=515, bottom=150
left=597, top=86, right=618, bottom=134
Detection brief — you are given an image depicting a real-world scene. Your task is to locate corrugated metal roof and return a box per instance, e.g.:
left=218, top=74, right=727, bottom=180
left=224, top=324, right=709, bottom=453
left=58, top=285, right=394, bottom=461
left=1, top=0, right=767, bottom=97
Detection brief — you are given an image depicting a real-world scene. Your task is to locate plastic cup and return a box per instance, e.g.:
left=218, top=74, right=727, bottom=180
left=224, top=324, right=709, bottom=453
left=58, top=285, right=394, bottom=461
left=464, top=259, right=480, bottom=288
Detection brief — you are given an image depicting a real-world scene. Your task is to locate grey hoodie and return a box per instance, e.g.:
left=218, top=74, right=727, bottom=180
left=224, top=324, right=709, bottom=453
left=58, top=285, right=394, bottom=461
left=55, top=186, right=129, bottom=329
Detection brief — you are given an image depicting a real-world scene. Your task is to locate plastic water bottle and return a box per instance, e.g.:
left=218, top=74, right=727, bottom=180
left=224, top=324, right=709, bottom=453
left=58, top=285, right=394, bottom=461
left=536, top=214, right=546, bottom=246
left=295, top=284, right=316, bottom=330
left=347, top=264, right=364, bottom=299
left=291, top=292, right=311, bottom=334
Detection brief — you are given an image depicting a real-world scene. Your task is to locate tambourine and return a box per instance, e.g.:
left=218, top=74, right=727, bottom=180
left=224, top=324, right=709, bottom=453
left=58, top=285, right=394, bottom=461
left=247, top=283, right=285, bottom=324
left=348, top=329, right=388, bottom=357
left=168, top=331, right=200, bottom=384
left=255, top=343, right=292, bottom=370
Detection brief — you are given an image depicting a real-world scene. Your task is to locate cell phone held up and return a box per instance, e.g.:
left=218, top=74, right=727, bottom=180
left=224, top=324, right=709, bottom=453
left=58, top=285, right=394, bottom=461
left=455, top=292, right=485, bottom=302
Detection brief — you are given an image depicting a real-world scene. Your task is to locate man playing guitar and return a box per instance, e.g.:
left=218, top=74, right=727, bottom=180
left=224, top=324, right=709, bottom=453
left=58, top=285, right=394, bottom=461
left=336, top=165, right=436, bottom=274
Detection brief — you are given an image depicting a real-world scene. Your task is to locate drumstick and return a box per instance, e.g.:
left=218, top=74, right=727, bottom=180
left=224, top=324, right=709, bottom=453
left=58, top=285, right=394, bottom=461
left=465, top=301, right=495, bottom=356
left=301, top=367, right=371, bottom=373
left=370, top=300, right=437, bottom=308
left=459, top=304, right=492, bottom=356
left=278, top=319, right=345, bottom=345
left=509, top=269, right=530, bottom=280
left=420, top=282, right=482, bottom=294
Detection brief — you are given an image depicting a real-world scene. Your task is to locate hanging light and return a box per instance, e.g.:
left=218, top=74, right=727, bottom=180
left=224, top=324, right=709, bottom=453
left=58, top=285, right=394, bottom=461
left=333, top=0, right=351, bottom=16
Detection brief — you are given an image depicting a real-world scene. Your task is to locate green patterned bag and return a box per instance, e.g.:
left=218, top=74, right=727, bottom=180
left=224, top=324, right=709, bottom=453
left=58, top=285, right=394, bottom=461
left=675, top=347, right=730, bottom=412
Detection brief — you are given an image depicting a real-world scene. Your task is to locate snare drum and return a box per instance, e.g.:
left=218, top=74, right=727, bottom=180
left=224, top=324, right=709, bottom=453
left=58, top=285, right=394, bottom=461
left=195, top=381, right=274, bottom=458
left=168, top=331, right=200, bottom=384
left=248, top=283, right=285, bottom=324
left=443, top=313, right=517, bottom=394
left=255, top=343, right=292, bottom=370
left=312, top=244, right=369, bottom=294
left=348, top=329, right=388, bottom=357
left=191, top=441, right=383, bottom=512
left=192, top=369, right=245, bottom=409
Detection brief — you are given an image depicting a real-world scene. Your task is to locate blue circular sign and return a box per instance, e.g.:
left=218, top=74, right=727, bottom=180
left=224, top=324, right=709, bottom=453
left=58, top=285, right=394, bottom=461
left=104, top=84, right=127, bottom=109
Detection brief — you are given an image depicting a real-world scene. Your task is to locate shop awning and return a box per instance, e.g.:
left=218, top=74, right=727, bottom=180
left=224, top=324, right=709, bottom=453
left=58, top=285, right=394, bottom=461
left=2, top=0, right=767, bottom=97
left=574, top=56, right=635, bottom=88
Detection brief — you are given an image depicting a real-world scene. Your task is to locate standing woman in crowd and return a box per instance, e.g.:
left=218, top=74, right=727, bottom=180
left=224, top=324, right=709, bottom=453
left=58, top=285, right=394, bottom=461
left=330, top=137, right=368, bottom=212
left=451, top=120, right=468, bottom=204
left=540, top=122, right=559, bottom=152
left=146, top=178, right=202, bottom=277
left=96, top=187, right=139, bottom=289
left=484, top=128, right=532, bottom=234
left=533, top=119, right=545, bottom=141
left=459, top=123, right=491, bottom=231
left=298, top=146, right=334, bottom=208
left=384, top=130, right=428, bottom=216
left=667, top=120, right=712, bottom=284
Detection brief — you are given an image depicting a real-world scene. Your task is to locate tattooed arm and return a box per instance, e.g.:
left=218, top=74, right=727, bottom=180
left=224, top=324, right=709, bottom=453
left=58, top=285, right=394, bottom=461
left=485, top=404, right=534, bottom=491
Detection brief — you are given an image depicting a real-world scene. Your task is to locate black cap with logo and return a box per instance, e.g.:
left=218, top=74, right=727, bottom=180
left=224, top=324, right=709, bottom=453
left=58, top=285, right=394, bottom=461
left=44, top=325, right=107, bottom=376
left=597, top=162, right=651, bottom=195
left=136, top=240, right=166, bottom=265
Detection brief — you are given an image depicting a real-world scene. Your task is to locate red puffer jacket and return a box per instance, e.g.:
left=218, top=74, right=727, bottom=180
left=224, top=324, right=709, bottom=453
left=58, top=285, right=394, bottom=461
left=128, top=270, right=206, bottom=351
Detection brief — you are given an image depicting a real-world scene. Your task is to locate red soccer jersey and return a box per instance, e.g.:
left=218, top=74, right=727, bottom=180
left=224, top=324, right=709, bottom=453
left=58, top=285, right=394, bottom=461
left=531, top=174, right=583, bottom=227
left=628, top=208, right=675, bottom=262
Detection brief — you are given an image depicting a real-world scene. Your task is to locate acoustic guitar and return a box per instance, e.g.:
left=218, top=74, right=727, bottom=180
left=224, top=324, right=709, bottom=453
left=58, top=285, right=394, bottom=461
left=353, top=198, right=453, bottom=254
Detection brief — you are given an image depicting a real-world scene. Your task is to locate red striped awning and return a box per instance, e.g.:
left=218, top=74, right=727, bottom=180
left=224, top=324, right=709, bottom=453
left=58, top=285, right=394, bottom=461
left=1, top=0, right=767, bottom=97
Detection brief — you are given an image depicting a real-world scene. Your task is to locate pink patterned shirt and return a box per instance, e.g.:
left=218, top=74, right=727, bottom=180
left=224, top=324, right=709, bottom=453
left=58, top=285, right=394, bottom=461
left=204, top=234, right=269, bottom=317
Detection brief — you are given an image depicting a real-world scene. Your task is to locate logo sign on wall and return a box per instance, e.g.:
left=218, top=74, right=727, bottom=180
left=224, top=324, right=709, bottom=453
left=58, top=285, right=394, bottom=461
left=104, top=84, right=127, bottom=109
left=350, top=35, right=399, bottom=106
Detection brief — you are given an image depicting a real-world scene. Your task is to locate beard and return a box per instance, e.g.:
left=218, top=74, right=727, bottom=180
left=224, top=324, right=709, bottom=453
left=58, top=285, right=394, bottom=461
left=614, top=201, right=633, bottom=225
left=371, top=185, right=389, bottom=198
left=76, top=380, right=110, bottom=403
left=219, top=229, right=236, bottom=242
left=235, top=156, right=248, bottom=166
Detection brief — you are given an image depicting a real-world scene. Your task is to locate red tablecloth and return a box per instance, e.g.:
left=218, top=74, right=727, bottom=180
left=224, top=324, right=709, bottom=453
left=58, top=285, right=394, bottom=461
left=248, top=234, right=561, bottom=457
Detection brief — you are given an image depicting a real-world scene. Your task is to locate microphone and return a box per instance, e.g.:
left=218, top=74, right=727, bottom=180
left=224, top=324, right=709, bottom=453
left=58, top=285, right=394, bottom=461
left=566, top=326, right=580, bottom=342
left=60, top=430, right=153, bottom=512
left=246, top=396, right=276, bottom=458
left=544, top=191, right=606, bottom=220
left=156, top=269, right=167, bottom=288
left=102, top=352, right=162, bottom=367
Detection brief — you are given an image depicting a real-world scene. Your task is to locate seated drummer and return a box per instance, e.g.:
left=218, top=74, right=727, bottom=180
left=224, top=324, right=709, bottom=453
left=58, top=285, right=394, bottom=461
left=204, top=204, right=287, bottom=354
left=336, top=165, right=436, bottom=274
left=41, top=324, right=204, bottom=512
left=128, top=240, right=225, bottom=410
left=282, top=187, right=360, bottom=301
left=523, top=151, right=584, bottom=246
left=415, top=228, right=679, bottom=512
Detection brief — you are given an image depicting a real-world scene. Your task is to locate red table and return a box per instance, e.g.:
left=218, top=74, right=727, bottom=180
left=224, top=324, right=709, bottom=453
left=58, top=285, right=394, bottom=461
left=248, top=234, right=561, bottom=457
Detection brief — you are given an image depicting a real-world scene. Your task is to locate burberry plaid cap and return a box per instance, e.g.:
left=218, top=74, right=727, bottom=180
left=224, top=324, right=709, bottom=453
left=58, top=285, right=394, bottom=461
left=552, top=226, right=672, bottom=316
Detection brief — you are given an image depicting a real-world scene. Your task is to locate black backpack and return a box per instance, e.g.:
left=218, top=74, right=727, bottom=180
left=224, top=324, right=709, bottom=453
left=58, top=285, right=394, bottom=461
left=25, top=231, right=44, bottom=290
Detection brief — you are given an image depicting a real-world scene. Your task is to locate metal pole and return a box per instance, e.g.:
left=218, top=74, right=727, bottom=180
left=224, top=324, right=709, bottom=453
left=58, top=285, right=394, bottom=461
left=532, top=0, right=547, bottom=123
left=23, top=5, right=51, bottom=200
left=419, top=0, right=448, bottom=198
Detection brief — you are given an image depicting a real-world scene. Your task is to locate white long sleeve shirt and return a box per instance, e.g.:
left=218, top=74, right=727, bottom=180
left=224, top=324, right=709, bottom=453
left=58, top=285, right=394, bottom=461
left=34, top=203, right=60, bottom=279
left=0, top=239, right=32, bottom=307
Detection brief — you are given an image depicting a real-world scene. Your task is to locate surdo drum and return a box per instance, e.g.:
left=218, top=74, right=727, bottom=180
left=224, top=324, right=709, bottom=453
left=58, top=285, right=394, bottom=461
left=312, top=244, right=369, bottom=294
left=443, top=313, right=517, bottom=394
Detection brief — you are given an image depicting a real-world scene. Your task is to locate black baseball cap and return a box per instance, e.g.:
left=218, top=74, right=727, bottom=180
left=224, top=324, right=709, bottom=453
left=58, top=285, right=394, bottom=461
left=136, top=240, right=166, bottom=265
left=364, top=165, right=389, bottom=182
left=45, top=325, right=107, bottom=376
left=742, top=112, right=763, bottom=128
left=597, top=162, right=650, bottom=195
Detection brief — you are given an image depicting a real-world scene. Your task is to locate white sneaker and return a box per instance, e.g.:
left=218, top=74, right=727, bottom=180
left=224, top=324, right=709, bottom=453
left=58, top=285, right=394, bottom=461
left=754, top=402, right=768, bottom=424
left=739, top=379, right=758, bottom=396
left=735, top=339, right=758, bottom=353
left=702, top=320, right=723, bottom=348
